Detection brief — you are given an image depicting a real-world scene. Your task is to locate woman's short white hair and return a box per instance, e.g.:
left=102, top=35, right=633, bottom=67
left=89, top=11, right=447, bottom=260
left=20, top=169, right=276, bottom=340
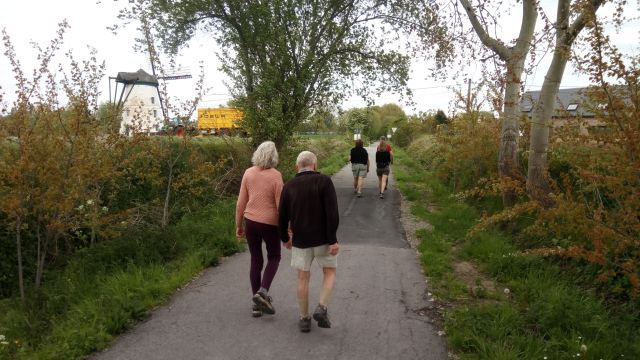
left=296, top=151, right=317, bottom=168
left=252, top=141, right=279, bottom=169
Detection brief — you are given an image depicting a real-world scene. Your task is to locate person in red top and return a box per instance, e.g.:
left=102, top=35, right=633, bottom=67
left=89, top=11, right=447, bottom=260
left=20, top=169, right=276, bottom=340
left=376, top=137, right=394, bottom=198
left=236, top=141, right=284, bottom=317
left=380, top=135, right=393, bottom=152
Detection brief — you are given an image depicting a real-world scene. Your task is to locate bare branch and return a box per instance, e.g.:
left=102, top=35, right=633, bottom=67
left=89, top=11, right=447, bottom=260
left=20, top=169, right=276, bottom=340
left=458, top=0, right=510, bottom=60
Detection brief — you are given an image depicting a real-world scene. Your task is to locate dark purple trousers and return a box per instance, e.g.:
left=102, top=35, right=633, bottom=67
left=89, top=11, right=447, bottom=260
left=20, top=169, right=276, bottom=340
left=244, top=217, right=281, bottom=294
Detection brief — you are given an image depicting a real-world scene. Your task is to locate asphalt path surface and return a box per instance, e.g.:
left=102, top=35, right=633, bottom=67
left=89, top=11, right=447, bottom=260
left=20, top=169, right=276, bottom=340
left=92, top=143, right=447, bottom=360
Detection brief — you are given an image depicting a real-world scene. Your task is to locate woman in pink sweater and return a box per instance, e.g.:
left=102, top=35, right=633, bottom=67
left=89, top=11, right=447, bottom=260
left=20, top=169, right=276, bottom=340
left=236, top=141, right=284, bottom=317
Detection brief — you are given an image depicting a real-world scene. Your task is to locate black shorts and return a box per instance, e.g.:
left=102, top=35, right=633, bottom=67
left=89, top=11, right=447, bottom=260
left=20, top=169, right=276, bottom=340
left=376, top=166, right=390, bottom=176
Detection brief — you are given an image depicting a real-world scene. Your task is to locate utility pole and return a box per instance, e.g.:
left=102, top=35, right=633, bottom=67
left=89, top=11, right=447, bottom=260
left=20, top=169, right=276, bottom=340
left=466, top=78, right=474, bottom=128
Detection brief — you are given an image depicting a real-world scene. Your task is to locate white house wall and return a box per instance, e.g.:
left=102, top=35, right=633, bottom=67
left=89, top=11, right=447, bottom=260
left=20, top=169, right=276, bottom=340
left=119, top=84, right=163, bottom=135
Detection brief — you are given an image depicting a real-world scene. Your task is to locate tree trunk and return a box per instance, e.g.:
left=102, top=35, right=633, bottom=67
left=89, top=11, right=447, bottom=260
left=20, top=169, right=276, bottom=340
left=35, top=228, right=54, bottom=291
left=499, top=60, right=526, bottom=207
left=526, top=0, right=604, bottom=207
left=16, top=215, right=25, bottom=302
left=162, top=163, right=173, bottom=228
left=35, top=222, right=43, bottom=289
left=526, top=50, right=567, bottom=207
left=459, top=0, right=537, bottom=207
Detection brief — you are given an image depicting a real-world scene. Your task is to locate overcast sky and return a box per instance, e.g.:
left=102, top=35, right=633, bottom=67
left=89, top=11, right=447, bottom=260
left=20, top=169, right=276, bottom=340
left=1, top=0, right=639, bottom=116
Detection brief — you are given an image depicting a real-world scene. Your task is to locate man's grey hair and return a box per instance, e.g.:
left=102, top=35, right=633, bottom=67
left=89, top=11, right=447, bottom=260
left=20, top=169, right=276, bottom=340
left=296, top=151, right=317, bottom=169
left=252, top=141, right=279, bottom=169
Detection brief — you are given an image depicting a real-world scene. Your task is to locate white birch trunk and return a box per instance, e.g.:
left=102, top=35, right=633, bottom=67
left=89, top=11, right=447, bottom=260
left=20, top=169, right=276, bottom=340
left=459, top=0, right=537, bottom=206
left=526, top=0, right=605, bottom=206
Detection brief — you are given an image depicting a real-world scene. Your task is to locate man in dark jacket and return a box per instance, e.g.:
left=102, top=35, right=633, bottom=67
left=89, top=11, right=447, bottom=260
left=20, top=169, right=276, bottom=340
left=279, top=151, right=340, bottom=333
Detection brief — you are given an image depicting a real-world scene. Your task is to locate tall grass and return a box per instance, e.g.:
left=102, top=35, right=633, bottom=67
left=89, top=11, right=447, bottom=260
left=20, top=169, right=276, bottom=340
left=278, top=136, right=351, bottom=180
left=393, top=146, right=640, bottom=359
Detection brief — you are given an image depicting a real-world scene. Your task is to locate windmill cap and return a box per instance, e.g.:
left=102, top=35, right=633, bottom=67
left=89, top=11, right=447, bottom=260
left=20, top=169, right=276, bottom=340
left=115, top=69, right=159, bottom=86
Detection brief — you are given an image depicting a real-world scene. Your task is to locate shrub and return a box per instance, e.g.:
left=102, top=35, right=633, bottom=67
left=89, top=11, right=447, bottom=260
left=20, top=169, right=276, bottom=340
left=411, top=118, right=501, bottom=193
left=393, top=120, right=432, bottom=148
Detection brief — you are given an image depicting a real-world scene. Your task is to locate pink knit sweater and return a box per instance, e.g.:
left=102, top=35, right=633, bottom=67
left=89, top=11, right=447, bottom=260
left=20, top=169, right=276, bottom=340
left=235, top=166, right=284, bottom=227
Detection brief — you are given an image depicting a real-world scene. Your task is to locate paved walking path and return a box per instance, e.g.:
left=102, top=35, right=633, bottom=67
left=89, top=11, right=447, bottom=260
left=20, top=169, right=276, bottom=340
left=92, top=143, right=447, bottom=360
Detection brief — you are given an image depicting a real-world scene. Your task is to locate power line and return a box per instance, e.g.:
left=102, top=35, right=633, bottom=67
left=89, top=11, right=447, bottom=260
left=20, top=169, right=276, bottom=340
left=200, top=84, right=462, bottom=96
left=410, top=84, right=461, bottom=90
left=524, top=84, right=591, bottom=88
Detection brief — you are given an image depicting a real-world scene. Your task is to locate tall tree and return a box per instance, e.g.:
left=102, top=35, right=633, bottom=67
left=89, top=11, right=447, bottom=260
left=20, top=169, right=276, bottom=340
left=449, top=0, right=625, bottom=208
left=339, top=107, right=372, bottom=136
left=368, top=103, right=406, bottom=138
left=307, top=107, right=335, bottom=133
left=526, top=0, right=611, bottom=207
left=456, top=0, right=538, bottom=207
left=117, top=0, right=448, bottom=148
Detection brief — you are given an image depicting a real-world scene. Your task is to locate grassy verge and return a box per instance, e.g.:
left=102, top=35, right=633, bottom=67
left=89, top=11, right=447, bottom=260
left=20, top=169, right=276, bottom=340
left=279, top=136, right=351, bottom=180
left=313, top=137, right=351, bottom=176
left=393, top=147, right=640, bottom=359
left=0, top=200, right=239, bottom=360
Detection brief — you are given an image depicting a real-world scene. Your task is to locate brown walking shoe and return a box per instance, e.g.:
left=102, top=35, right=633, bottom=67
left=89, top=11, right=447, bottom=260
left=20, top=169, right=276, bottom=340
left=299, top=316, right=311, bottom=333
left=252, top=304, right=262, bottom=318
left=252, top=291, right=275, bottom=315
left=312, top=304, right=331, bottom=328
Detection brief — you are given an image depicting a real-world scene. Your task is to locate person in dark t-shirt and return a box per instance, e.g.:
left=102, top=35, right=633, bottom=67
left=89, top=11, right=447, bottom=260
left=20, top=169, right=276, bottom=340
left=349, top=139, right=369, bottom=197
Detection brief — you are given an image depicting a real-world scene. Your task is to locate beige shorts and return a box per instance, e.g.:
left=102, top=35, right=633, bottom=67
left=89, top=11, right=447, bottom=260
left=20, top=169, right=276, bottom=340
left=351, top=163, right=367, bottom=178
left=291, top=245, right=338, bottom=271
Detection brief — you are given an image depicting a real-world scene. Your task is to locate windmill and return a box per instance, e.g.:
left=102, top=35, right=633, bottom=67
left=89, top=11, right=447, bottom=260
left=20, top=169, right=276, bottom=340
left=109, top=66, right=192, bottom=135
